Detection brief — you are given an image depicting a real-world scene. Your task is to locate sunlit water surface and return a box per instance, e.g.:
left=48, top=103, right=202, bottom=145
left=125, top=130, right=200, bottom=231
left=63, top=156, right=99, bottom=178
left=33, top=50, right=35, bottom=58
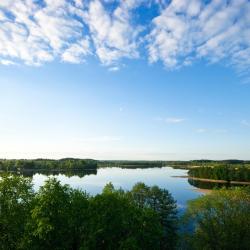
left=32, top=167, right=203, bottom=209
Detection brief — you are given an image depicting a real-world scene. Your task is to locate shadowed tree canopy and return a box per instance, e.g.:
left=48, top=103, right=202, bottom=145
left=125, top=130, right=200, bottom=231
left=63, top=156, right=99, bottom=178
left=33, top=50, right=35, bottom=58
left=183, top=188, right=250, bottom=250
left=0, top=175, right=178, bottom=250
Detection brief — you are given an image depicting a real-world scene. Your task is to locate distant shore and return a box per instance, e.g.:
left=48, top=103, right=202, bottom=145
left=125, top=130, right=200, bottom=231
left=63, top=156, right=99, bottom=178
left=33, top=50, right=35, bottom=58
left=172, top=175, right=250, bottom=185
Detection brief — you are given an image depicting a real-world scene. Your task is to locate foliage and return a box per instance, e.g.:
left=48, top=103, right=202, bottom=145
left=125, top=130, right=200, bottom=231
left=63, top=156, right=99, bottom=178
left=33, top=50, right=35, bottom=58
left=183, top=188, right=250, bottom=250
left=2, top=174, right=249, bottom=250
left=0, top=175, right=178, bottom=250
left=0, top=158, right=97, bottom=172
left=26, top=179, right=74, bottom=249
left=188, top=166, right=250, bottom=182
left=0, top=174, right=34, bottom=250
left=85, top=192, right=163, bottom=249
left=98, top=160, right=163, bottom=169
left=167, top=160, right=250, bottom=170
left=129, top=183, right=178, bottom=250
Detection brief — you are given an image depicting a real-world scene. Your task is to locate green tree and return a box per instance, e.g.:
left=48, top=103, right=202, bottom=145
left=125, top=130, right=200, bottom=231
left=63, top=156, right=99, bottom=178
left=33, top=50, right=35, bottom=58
left=0, top=174, right=34, bottom=250
left=69, top=189, right=89, bottom=250
left=0, top=175, right=178, bottom=250
left=84, top=186, right=163, bottom=250
left=148, top=186, right=178, bottom=250
left=184, top=188, right=250, bottom=250
left=130, top=183, right=178, bottom=249
left=102, top=182, right=116, bottom=194
left=130, top=182, right=150, bottom=208
left=26, top=178, right=73, bottom=250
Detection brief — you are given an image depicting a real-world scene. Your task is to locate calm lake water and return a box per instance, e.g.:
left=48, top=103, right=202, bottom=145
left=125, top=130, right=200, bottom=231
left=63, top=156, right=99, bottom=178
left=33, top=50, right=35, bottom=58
left=32, top=166, right=203, bottom=209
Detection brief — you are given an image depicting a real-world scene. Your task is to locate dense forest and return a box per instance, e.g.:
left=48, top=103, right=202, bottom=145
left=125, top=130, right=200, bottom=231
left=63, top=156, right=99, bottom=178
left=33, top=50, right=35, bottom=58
left=99, top=159, right=250, bottom=169
left=168, top=159, right=250, bottom=169
left=0, top=175, right=249, bottom=250
left=188, top=178, right=232, bottom=189
left=1, top=158, right=250, bottom=172
left=188, top=166, right=250, bottom=182
left=98, top=160, right=163, bottom=168
left=1, top=159, right=250, bottom=184
left=0, top=158, right=97, bottom=172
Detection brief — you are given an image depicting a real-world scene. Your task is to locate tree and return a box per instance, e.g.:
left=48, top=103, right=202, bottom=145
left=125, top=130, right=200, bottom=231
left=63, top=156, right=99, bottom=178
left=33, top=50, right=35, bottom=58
left=0, top=174, right=34, bottom=250
left=0, top=175, right=178, bottom=250
left=69, top=189, right=89, bottom=250
left=130, top=182, right=150, bottom=208
left=26, top=178, right=73, bottom=250
left=84, top=186, right=163, bottom=250
left=184, top=188, right=250, bottom=250
left=130, top=183, right=178, bottom=249
left=148, top=186, right=178, bottom=250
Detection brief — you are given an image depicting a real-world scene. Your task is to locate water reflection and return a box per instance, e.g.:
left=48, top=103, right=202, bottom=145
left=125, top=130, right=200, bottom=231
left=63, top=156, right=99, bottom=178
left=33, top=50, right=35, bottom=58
left=12, top=169, right=97, bottom=178
left=188, top=178, right=248, bottom=189
left=28, top=167, right=203, bottom=209
left=2, top=166, right=248, bottom=211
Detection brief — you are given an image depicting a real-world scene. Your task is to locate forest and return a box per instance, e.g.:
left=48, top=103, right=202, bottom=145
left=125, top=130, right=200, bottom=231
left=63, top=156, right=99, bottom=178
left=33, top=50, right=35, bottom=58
left=1, top=158, right=250, bottom=172
left=0, top=175, right=249, bottom=250
left=168, top=159, right=250, bottom=169
left=188, top=165, right=250, bottom=182
left=0, top=158, right=97, bottom=172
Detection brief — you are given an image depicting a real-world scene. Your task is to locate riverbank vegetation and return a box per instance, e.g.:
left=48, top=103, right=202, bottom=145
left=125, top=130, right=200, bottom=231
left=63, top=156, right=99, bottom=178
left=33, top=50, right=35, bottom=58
left=0, top=175, right=249, bottom=250
left=0, top=158, right=97, bottom=172
left=98, top=160, right=163, bottom=168
left=188, top=165, right=250, bottom=182
left=1, top=158, right=250, bottom=173
left=183, top=188, right=250, bottom=250
left=168, top=159, right=250, bottom=169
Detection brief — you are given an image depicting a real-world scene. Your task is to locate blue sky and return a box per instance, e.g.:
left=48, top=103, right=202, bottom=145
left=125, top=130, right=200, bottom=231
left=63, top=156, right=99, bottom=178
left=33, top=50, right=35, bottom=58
left=0, top=0, right=250, bottom=160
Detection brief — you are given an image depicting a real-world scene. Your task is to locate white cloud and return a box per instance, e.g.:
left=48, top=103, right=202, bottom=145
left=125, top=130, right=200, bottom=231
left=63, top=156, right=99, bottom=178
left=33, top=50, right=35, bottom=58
left=165, top=117, right=185, bottom=124
left=0, top=0, right=89, bottom=65
left=0, top=0, right=249, bottom=79
left=0, top=59, right=16, bottom=66
left=154, top=116, right=185, bottom=124
left=84, top=0, right=141, bottom=65
left=74, top=0, right=85, bottom=8
left=196, top=128, right=207, bottom=133
left=196, top=128, right=228, bottom=134
left=61, top=38, right=91, bottom=63
left=108, top=66, right=120, bottom=72
left=148, top=0, right=250, bottom=76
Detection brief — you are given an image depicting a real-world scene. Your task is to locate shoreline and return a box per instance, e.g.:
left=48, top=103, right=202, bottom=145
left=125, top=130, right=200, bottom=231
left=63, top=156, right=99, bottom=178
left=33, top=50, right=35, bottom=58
left=172, top=175, right=250, bottom=185
left=192, top=188, right=212, bottom=194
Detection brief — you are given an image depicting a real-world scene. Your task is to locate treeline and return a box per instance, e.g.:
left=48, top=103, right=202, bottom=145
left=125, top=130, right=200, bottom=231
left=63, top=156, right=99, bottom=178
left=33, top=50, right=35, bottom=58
left=1, top=158, right=250, bottom=173
left=0, top=158, right=97, bottom=172
left=14, top=169, right=98, bottom=178
left=167, top=160, right=250, bottom=169
left=1, top=175, right=250, bottom=250
left=98, top=160, right=163, bottom=168
left=188, top=178, right=231, bottom=189
left=188, top=166, right=250, bottom=182
left=189, top=159, right=250, bottom=164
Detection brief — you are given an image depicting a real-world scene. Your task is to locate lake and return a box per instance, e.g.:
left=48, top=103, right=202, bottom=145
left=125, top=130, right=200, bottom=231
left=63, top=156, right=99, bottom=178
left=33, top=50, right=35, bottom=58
left=31, top=166, right=204, bottom=210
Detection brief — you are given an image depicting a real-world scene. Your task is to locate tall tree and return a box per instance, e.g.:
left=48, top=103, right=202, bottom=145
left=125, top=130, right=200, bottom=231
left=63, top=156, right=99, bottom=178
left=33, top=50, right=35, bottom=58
left=130, top=183, right=178, bottom=249
left=0, top=174, right=34, bottom=250
left=27, top=178, right=72, bottom=250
